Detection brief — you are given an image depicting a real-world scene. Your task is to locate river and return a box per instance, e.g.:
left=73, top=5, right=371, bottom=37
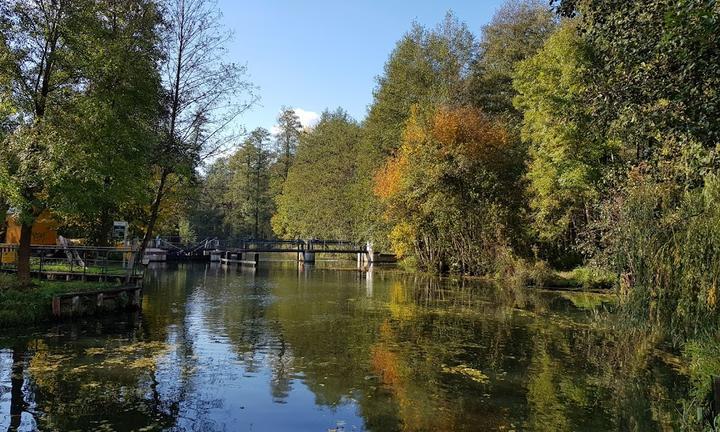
left=0, top=261, right=687, bottom=431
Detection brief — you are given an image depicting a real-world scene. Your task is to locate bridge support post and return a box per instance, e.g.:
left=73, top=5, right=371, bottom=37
left=299, top=239, right=315, bottom=264
left=357, top=242, right=377, bottom=268
left=301, top=251, right=315, bottom=263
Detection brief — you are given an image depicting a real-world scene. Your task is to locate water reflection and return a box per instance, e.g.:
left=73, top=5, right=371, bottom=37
left=0, top=262, right=688, bottom=431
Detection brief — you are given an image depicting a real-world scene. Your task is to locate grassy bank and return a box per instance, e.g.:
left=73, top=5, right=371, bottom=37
left=501, top=260, right=618, bottom=291
left=391, top=255, right=618, bottom=292
left=0, top=274, right=114, bottom=327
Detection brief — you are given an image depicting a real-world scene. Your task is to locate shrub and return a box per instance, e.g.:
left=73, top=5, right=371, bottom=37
left=600, top=171, right=720, bottom=341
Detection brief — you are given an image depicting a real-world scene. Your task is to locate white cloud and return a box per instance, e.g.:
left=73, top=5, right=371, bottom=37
left=293, top=108, right=321, bottom=129
left=270, top=107, right=320, bottom=135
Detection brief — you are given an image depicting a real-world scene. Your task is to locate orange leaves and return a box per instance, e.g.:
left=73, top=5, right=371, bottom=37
left=373, top=105, right=425, bottom=200
left=373, top=104, right=513, bottom=202
left=431, top=106, right=510, bottom=166
left=371, top=344, right=402, bottom=388
left=373, top=103, right=519, bottom=264
left=373, top=152, right=407, bottom=200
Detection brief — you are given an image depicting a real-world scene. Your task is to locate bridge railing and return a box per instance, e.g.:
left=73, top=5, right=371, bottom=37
left=306, top=240, right=367, bottom=252
left=229, top=240, right=304, bottom=252
left=221, top=239, right=367, bottom=253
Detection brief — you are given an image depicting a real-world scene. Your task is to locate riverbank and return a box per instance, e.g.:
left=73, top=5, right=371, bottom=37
left=388, top=256, right=617, bottom=292
left=0, top=274, right=115, bottom=327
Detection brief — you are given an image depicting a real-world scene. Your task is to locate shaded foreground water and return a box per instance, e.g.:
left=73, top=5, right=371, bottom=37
left=1, top=262, right=688, bottom=431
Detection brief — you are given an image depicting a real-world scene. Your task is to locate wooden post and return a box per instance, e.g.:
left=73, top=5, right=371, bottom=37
left=52, top=296, right=61, bottom=317
left=254, top=253, right=259, bottom=265
left=72, top=296, right=80, bottom=315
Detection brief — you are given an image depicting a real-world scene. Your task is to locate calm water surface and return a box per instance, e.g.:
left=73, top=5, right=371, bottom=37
left=0, top=262, right=687, bottom=431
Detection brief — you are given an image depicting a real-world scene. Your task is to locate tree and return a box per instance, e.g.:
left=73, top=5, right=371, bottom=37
left=354, top=12, right=477, bottom=246
left=187, top=157, right=234, bottom=240
left=274, top=109, right=361, bottom=239
left=65, top=0, right=162, bottom=245
left=0, top=0, right=161, bottom=284
left=226, top=128, right=274, bottom=239
left=467, top=0, right=557, bottom=117
left=273, top=107, right=302, bottom=183
left=556, top=0, right=720, bottom=161
left=374, top=105, right=524, bottom=274
left=513, top=22, right=613, bottom=250
left=269, top=107, right=302, bottom=214
left=139, top=0, right=256, bottom=257
left=0, top=0, right=85, bottom=284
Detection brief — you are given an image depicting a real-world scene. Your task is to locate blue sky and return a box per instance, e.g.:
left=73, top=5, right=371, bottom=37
left=218, top=0, right=506, bottom=133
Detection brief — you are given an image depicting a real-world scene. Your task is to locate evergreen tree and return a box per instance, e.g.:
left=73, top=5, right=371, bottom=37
left=274, top=109, right=361, bottom=239
left=274, top=107, right=302, bottom=182
left=227, top=128, right=274, bottom=239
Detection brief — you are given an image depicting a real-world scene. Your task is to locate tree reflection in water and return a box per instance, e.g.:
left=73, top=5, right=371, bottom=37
left=0, top=263, right=693, bottom=431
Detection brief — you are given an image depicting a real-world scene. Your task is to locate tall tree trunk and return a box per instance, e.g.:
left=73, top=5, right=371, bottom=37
left=9, top=347, right=25, bottom=430
left=96, top=205, right=114, bottom=247
left=140, top=169, right=170, bottom=259
left=16, top=222, right=33, bottom=287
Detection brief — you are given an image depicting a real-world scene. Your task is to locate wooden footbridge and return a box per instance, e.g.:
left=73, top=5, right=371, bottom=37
left=214, top=239, right=379, bottom=266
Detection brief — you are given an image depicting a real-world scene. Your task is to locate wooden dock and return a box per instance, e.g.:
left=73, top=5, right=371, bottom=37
left=52, top=286, right=142, bottom=318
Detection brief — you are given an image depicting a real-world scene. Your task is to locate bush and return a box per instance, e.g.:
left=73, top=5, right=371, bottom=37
left=566, top=266, right=617, bottom=290
left=600, top=171, right=720, bottom=341
left=0, top=273, right=23, bottom=291
left=499, top=256, right=555, bottom=288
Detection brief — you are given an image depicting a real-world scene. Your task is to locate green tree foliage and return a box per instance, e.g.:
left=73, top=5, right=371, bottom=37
left=354, top=13, right=476, bottom=245
left=0, top=0, right=162, bottom=282
left=0, top=0, right=91, bottom=283
left=273, top=107, right=302, bottom=184
left=65, top=1, right=162, bottom=245
left=274, top=109, right=361, bottom=239
left=566, top=0, right=720, bottom=159
left=270, top=107, right=302, bottom=214
left=558, top=0, right=720, bottom=339
left=187, top=158, right=234, bottom=240
left=513, top=22, right=613, bottom=250
left=226, top=128, right=274, bottom=239
left=467, top=0, right=557, bottom=117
